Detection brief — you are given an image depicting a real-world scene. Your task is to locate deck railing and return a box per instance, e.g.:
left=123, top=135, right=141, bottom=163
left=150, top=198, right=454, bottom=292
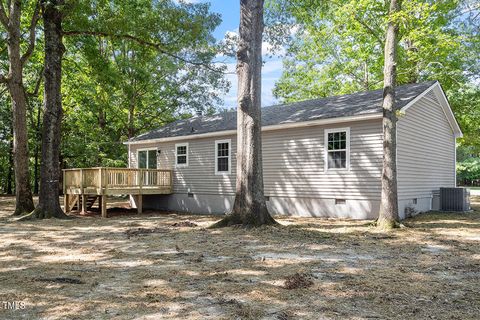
left=63, top=167, right=173, bottom=195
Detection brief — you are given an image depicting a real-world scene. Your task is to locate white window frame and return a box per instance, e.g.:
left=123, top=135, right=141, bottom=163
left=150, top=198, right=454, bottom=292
left=324, top=127, right=350, bottom=172
left=215, top=139, right=231, bottom=175
left=136, top=148, right=158, bottom=169
left=175, top=142, right=189, bottom=167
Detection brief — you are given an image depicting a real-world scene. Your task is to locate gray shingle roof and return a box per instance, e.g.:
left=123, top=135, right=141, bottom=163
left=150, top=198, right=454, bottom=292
left=130, top=81, right=436, bottom=142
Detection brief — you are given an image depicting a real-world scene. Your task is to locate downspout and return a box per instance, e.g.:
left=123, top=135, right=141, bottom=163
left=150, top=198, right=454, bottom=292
left=454, top=139, right=457, bottom=187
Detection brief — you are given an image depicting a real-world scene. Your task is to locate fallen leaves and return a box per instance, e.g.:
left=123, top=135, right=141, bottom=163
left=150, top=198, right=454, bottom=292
left=124, top=227, right=169, bottom=238
left=171, top=220, right=198, bottom=228
left=283, top=272, right=314, bottom=290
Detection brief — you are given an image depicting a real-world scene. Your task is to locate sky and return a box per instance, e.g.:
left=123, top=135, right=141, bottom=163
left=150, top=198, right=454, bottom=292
left=187, top=0, right=285, bottom=108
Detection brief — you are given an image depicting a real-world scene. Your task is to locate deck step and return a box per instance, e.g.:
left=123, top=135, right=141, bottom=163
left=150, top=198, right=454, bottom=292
left=73, top=196, right=98, bottom=211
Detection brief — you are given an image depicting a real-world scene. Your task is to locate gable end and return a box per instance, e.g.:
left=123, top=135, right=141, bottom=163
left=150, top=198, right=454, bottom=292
left=400, top=81, right=462, bottom=138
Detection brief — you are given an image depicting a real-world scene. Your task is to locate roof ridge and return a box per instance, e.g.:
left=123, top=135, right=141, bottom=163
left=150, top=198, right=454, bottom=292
left=201, top=80, right=437, bottom=118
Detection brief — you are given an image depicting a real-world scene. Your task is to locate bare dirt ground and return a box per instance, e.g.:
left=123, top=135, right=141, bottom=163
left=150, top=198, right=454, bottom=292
left=0, top=196, right=479, bottom=320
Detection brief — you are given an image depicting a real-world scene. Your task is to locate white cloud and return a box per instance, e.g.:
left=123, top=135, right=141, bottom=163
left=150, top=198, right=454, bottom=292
left=215, top=29, right=285, bottom=109
left=218, top=60, right=282, bottom=109
left=262, top=41, right=286, bottom=56
left=225, top=30, right=239, bottom=38
left=262, top=59, right=283, bottom=74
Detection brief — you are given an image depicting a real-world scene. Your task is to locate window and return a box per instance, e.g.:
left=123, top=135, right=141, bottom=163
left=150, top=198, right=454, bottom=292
left=215, top=139, right=231, bottom=174
left=175, top=143, right=189, bottom=167
left=325, top=128, right=350, bottom=171
left=137, top=149, right=157, bottom=169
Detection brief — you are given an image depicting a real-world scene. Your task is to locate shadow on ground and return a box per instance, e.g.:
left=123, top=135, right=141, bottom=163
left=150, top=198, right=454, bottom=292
left=0, top=196, right=478, bottom=319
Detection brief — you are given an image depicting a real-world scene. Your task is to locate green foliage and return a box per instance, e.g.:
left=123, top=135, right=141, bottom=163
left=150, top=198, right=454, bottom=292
left=457, top=158, right=480, bottom=185
left=0, top=0, right=228, bottom=193
left=0, top=93, right=12, bottom=193
left=457, top=145, right=480, bottom=185
left=449, top=84, right=480, bottom=154
left=59, top=0, right=228, bottom=168
left=0, top=0, right=44, bottom=194
left=266, top=0, right=479, bottom=150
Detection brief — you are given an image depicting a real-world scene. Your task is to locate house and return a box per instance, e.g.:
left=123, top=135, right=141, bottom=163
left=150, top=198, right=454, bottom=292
left=125, top=81, right=462, bottom=219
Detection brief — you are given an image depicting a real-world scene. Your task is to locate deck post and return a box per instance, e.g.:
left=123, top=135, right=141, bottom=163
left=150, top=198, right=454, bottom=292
left=101, top=196, right=107, bottom=218
left=137, top=195, right=143, bottom=214
left=62, top=170, right=66, bottom=195
left=81, top=195, right=87, bottom=214
left=64, top=194, right=69, bottom=213
left=63, top=168, right=173, bottom=217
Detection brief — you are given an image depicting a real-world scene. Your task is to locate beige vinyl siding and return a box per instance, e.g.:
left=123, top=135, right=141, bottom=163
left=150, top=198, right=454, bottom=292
left=129, top=118, right=383, bottom=201
left=397, top=91, right=456, bottom=200
left=130, top=136, right=237, bottom=194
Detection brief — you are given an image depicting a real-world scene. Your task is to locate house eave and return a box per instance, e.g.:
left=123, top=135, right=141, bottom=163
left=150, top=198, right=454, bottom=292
left=124, top=112, right=383, bottom=145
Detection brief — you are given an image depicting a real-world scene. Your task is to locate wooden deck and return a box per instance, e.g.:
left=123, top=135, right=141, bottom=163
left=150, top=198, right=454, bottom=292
left=63, top=167, right=173, bottom=217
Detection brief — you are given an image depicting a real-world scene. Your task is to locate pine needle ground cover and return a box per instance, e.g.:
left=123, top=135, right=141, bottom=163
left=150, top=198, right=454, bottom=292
left=0, top=196, right=479, bottom=319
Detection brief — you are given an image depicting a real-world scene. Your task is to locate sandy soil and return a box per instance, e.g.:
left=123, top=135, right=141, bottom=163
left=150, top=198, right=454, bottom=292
left=0, top=196, right=479, bottom=319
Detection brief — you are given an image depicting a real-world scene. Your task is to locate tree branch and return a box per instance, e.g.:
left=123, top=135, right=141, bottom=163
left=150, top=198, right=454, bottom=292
left=63, top=30, right=224, bottom=73
left=354, top=14, right=384, bottom=48
left=27, top=66, right=43, bottom=97
left=0, top=73, right=8, bottom=83
left=0, top=0, right=9, bottom=28
left=20, top=0, right=40, bottom=65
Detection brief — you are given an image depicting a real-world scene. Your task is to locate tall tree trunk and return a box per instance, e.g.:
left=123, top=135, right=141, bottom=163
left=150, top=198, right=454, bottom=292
left=3, top=0, right=35, bottom=215
left=377, top=0, right=400, bottom=229
left=6, top=127, right=14, bottom=195
left=27, top=0, right=67, bottom=219
left=404, top=38, right=418, bottom=83
left=30, top=67, right=44, bottom=195
left=127, top=80, right=136, bottom=139
left=97, top=107, right=106, bottom=165
left=212, top=0, right=276, bottom=227
left=127, top=101, right=135, bottom=139
left=33, top=102, right=41, bottom=194
left=363, top=60, right=369, bottom=91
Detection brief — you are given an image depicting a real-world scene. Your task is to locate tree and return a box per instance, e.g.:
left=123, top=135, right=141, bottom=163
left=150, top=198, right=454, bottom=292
left=26, top=0, right=68, bottom=219
left=60, top=0, right=226, bottom=169
left=269, top=0, right=477, bottom=98
left=451, top=84, right=480, bottom=154
left=457, top=158, right=480, bottom=186
left=457, top=145, right=480, bottom=186
left=267, top=0, right=479, bottom=151
left=213, top=0, right=276, bottom=227
left=0, top=0, right=40, bottom=215
left=22, top=0, right=227, bottom=217
left=0, top=94, right=13, bottom=194
left=377, top=0, right=401, bottom=229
